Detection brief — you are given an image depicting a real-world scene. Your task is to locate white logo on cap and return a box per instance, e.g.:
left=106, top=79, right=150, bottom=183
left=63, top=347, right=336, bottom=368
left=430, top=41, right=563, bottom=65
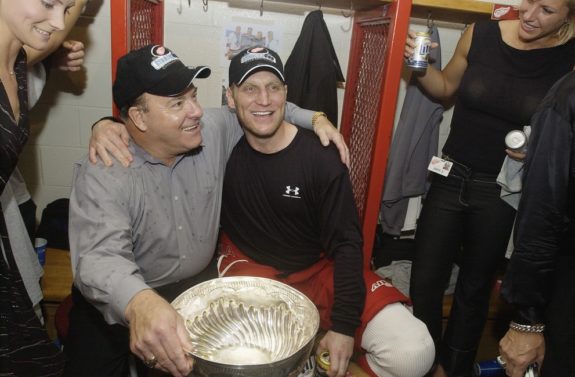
left=150, top=45, right=179, bottom=70
left=240, top=47, right=276, bottom=65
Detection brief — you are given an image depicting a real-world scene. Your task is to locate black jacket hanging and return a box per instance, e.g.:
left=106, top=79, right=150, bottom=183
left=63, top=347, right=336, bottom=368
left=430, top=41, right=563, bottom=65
left=284, top=10, right=345, bottom=125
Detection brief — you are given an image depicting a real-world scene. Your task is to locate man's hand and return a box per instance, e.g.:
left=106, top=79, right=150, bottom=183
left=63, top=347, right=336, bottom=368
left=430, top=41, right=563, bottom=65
left=89, top=119, right=133, bottom=167
left=499, top=329, right=544, bottom=377
left=312, top=116, right=350, bottom=168
left=53, top=40, right=85, bottom=72
left=125, top=289, right=193, bottom=377
left=317, top=330, right=354, bottom=377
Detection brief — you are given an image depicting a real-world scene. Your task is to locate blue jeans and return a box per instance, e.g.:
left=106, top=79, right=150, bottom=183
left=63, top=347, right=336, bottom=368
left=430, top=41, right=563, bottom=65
left=410, top=158, right=516, bottom=376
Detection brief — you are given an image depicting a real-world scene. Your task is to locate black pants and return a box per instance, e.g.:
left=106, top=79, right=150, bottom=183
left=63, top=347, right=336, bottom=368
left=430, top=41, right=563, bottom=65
left=63, top=260, right=217, bottom=377
left=410, top=160, right=516, bottom=376
left=541, top=251, right=575, bottom=376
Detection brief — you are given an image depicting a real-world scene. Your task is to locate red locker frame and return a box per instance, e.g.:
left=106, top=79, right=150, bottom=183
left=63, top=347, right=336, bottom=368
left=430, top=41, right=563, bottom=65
left=340, top=0, right=412, bottom=269
left=110, top=0, right=164, bottom=115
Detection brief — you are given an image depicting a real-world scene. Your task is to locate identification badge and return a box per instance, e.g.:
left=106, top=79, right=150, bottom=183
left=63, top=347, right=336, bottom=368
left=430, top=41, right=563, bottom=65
left=428, top=156, right=453, bottom=177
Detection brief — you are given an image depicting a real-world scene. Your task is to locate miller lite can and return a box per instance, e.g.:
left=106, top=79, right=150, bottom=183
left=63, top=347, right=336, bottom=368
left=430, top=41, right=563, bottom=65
left=407, top=31, right=431, bottom=70
left=505, top=130, right=528, bottom=152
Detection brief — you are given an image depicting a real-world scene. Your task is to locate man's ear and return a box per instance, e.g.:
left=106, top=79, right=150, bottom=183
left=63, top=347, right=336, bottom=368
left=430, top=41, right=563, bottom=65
left=226, top=87, right=236, bottom=110
left=128, top=106, right=147, bottom=132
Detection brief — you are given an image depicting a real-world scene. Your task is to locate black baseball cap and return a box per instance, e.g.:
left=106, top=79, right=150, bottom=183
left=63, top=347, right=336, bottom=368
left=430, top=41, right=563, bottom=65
left=113, top=44, right=211, bottom=109
left=229, top=46, right=285, bottom=86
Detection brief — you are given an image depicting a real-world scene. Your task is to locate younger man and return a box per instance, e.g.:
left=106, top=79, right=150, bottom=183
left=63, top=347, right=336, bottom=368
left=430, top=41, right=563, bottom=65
left=218, top=47, right=435, bottom=377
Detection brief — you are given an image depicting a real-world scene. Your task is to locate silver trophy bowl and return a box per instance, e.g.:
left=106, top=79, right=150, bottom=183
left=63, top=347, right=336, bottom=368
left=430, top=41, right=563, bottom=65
left=171, top=276, right=320, bottom=377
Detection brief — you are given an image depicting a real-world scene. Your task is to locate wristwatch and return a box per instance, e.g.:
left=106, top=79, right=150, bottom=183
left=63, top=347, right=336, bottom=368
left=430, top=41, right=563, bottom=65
left=312, top=112, right=327, bottom=127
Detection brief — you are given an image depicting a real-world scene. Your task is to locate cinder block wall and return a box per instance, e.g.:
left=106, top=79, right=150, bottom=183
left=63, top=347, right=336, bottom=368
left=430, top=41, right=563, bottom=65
left=20, top=0, right=465, bottom=220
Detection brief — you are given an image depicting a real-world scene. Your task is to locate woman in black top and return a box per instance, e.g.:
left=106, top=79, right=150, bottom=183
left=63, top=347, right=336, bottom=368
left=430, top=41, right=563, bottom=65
left=403, top=1, right=575, bottom=376
left=0, top=0, right=80, bottom=374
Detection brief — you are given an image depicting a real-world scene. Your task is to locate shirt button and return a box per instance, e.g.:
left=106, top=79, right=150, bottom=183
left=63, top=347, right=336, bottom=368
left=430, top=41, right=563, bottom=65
left=174, top=196, right=179, bottom=201
left=181, top=255, right=186, bottom=259
left=178, top=225, right=183, bottom=230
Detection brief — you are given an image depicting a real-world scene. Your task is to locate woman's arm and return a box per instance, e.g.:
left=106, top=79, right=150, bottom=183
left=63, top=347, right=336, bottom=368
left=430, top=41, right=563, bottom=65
left=408, top=24, right=474, bottom=100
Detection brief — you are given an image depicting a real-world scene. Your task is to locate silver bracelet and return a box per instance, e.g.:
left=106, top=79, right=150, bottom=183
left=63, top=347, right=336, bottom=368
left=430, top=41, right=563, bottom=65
left=509, top=321, right=545, bottom=333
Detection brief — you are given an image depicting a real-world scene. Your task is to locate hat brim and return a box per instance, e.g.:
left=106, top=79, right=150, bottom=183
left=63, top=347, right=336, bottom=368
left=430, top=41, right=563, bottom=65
left=148, top=66, right=211, bottom=97
left=235, top=65, right=285, bottom=86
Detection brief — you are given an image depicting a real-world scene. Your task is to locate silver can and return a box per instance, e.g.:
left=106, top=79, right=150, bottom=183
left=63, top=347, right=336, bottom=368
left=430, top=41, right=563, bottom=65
left=407, top=31, right=431, bottom=71
left=505, top=130, right=528, bottom=152
left=524, top=363, right=539, bottom=377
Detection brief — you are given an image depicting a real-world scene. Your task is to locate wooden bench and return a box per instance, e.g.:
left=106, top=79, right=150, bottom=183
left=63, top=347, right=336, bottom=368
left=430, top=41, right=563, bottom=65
left=41, top=248, right=73, bottom=341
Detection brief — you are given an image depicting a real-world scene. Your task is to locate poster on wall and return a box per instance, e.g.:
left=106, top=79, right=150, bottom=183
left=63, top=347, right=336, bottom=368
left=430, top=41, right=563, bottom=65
left=223, top=23, right=282, bottom=61
left=222, top=20, right=283, bottom=65
left=220, top=19, right=283, bottom=103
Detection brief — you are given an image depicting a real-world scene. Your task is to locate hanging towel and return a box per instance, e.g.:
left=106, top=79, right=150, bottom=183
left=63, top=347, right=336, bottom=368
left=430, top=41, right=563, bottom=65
left=497, top=125, right=531, bottom=210
left=380, top=25, right=445, bottom=236
left=284, top=10, right=345, bottom=125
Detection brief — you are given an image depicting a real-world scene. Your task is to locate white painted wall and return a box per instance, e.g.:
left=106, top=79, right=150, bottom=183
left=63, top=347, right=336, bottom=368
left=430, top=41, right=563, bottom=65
left=20, top=0, right=468, bottom=219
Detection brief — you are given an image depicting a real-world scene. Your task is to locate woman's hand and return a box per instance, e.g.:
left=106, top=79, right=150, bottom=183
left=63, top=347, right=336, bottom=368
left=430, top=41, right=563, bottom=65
left=505, top=149, right=527, bottom=162
left=312, top=115, right=350, bottom=168
left=89, top=119, right=133, bottom=167
left=404, top=30, right=439, bottom=61
left=53, top=40, right=85, bottom=72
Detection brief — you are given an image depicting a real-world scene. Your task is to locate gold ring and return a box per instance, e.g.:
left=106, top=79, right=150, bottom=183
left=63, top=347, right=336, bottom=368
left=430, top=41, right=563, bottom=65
left=144, top=355, right=158, bottom=368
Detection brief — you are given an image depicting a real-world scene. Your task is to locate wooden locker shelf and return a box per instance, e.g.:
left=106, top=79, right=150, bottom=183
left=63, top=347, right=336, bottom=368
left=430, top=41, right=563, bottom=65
left=229, top=0, right=495, bottom=21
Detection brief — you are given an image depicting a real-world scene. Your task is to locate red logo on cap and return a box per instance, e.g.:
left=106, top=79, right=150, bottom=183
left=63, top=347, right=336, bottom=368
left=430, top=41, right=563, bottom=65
left=151, top=45, right=167, bottom=57
left=248, top=47, right=266, bottom=53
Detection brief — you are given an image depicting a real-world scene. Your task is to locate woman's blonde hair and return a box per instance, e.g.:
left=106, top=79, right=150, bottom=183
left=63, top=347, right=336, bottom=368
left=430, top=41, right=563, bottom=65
left=557, top=0, right=575, bottom=43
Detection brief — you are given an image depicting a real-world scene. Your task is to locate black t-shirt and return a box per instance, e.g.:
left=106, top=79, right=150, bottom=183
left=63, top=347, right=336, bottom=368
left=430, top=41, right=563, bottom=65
left=443, top=20, right=575, bottom=173
left=221, top=126, right=364, bottom=335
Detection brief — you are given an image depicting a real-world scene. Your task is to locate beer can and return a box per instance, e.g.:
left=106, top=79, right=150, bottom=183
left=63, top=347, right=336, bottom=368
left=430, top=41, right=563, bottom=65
left=315, top=351, right=330, bottom=376
left=407, top=31, right=431, bottom=70
left=505, top=130, right=528, bottom=152
left=473, top=359, right=505, bottom=376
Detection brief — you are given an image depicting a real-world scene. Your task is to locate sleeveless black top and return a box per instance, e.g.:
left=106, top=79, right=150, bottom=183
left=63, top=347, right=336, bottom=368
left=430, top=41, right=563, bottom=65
left=442, top=20, right=575, bottom=173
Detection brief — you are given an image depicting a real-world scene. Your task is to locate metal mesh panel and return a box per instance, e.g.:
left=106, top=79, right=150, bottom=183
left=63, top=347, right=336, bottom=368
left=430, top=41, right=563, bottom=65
left=347, top=24, right=389, bottom=221
left=130, top=0, right=163, bottom=49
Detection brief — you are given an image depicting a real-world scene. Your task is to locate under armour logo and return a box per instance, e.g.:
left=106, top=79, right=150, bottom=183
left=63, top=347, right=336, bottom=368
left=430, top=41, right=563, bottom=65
left=283, top=186, right=301, bottom=198
left=371, top=279, right=393, bottom=292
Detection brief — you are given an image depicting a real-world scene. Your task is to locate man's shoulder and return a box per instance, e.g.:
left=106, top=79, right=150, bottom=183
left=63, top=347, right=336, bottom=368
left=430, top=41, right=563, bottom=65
left=74, top=153, right=138, bottom=186
left=539, top=71, right=575, bottom=116
left=295, top=126, right=340, bottom=157
left=292, top=127, right=346, bottom=176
